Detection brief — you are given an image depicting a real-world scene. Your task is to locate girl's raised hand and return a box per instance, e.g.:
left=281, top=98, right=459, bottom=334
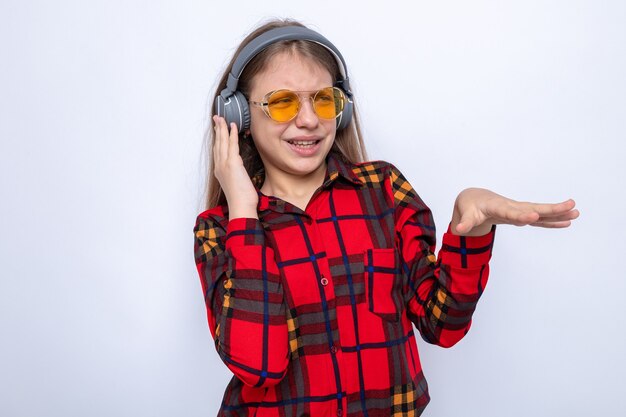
left=451, top=188, right=579, bottom=236
left=212, top=115, right=259, bottom=219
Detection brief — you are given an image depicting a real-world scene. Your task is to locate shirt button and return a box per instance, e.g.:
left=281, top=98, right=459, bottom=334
left=337, top=408, right=343, bottom=416
left=330, top=345, right=338, bottom=354
left=320, top=276, right=329, bottom=286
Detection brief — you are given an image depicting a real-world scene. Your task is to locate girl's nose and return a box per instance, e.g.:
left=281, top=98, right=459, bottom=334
left=294, top=97, right=319, bottom=129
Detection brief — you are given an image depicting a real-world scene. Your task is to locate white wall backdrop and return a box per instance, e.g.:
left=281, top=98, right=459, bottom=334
left=1, top=1, right=624, bottom=416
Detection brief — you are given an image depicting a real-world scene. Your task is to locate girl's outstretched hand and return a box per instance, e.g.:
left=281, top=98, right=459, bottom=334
left=451, top=188, right=579, bottom=236
left=213, top=115, right=259, bottom=219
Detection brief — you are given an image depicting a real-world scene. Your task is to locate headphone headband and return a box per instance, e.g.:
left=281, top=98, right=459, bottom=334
left=224, top=26, right=351, bottom=95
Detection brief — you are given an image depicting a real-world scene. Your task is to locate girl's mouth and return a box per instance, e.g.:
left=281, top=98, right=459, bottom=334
left=286, top=139, right=321, bottom=148
left=285, top=139, right=323, bottom=155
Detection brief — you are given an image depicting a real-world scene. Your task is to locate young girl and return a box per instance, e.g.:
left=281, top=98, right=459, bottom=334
left=193, top=18, right=578, bottom=417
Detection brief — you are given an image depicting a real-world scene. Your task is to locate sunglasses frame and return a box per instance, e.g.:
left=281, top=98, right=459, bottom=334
left=249, top=87, right=346, bottom=123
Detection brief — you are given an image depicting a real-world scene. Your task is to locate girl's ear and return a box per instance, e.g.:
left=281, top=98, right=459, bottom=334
left=243, top=129, right=251, bottom=138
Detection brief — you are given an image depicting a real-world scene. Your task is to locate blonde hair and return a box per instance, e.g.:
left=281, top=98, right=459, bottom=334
left=201, top=18, right=368, bottom=210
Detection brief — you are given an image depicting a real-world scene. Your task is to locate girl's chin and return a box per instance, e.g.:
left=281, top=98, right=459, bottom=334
left=258, top=142, right=333, bottom=178
left=272, top=152, right=327, bottom=176
left=283, top=159, right=327, bottom=177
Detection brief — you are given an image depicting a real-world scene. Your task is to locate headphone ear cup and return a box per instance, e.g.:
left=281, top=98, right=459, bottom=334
left=235, top=91, right=251, bottom=131
left=214, top=90, right=251, bottom=132
left=336, top=96, right=353, bottom=131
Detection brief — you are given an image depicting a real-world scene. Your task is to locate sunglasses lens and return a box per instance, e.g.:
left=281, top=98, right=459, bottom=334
left=314, top=87, right=345, bottom=119
left=264, top=88, right=346, bottom=122
left=266, top=90, right=299, bottom=122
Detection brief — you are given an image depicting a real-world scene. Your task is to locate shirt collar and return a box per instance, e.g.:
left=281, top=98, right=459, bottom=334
left=322, top=151, right=364, bottom=188
left=254, top=152, right=364, bottom=213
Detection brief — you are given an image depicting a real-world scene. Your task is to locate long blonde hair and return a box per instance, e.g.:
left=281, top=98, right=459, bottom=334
left=201, top=18, right=368, bottom=210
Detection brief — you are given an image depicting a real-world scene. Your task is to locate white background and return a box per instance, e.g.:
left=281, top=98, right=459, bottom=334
left=1, top=1, right=625, bottom=416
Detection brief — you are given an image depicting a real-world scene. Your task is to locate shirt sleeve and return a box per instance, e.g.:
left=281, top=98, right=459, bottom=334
left=193, top=213, right=289, bottom=387
left=388, top=165, right=496, bottom=348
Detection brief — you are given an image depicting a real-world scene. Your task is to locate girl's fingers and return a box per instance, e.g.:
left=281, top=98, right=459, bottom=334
left=455, top=217, right=475, bottom=234
left=227, top=122, right=240, bottom=157
left=523, top=199, right=576, bottom=216
left=504, top=209, right=539, bottom=225
left=454, top=204, right=481, bottom=234
left=529, top=220, right=573, bottom=228
left=490, top=198, right=578, bottom=227
left=216, top=116, right=229, bottom=162
left=507, top=201, right=578, bottom=226
left=488, top=202, right=539, bottom=226
left=536, top=209, right=580, bottom=223
left=212, top=116, right=222, bottom=161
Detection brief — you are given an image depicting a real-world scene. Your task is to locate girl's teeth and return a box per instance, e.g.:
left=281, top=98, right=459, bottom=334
left=289, top=140, right=318, bottom=147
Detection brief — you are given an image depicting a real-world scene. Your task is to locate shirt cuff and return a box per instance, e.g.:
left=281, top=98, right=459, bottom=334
left=225, top=217, right=267, bottom=250
left=439, top=223, right=496, bottom=269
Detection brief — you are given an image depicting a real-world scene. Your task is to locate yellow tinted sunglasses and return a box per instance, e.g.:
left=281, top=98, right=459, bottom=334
left=249, top=87, right=346, bottom=123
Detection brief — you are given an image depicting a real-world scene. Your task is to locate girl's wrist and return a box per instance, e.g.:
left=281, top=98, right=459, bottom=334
left=228, top=205, right=259, bottom=220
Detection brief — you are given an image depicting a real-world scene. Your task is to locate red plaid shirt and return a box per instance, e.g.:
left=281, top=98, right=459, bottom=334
left=193, top=152, right=496, bottom=417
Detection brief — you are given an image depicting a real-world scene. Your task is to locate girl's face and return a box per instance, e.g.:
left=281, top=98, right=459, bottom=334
left=248, top=52, right=337, bottom=185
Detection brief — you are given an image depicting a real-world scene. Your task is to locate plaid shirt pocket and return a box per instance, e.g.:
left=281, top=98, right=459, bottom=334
left=364, top=248, right=404, bottom=322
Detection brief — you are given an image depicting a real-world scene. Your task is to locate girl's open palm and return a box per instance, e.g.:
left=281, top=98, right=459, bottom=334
left=451, top=188, right=579, bottom=236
